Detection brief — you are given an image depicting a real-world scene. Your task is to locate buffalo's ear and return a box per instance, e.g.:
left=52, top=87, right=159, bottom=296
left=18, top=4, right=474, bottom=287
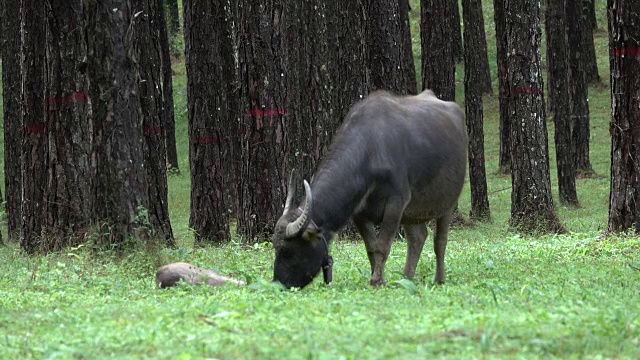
left=302, top=222, right=322, bottom=243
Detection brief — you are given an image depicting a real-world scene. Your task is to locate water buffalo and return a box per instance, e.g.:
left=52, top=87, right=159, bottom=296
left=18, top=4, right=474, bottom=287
left=156, top=262, right=244, bottom=288
left=272, top=90, right=468, bottom=289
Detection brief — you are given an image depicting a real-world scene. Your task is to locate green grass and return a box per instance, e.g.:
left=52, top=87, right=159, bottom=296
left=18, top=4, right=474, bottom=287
left=2, top=1, right=639, bottom=359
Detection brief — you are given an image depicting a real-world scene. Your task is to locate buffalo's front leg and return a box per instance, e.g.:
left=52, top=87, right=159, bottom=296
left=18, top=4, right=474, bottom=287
left=355, top=196, right=408, bottom=286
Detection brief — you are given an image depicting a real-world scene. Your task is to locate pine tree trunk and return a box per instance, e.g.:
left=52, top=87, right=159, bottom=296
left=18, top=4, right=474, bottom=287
left=421, top=0, right=456, bottom=100
left=607, top=0, right=640, bottom=233
left=583, top=0, right=600, bottom=83
left=546, top=0, right=578, bottom=206
left=137, top=0, right=174, bottom=244
left=41, top=0, right=92, bottom=252
left=399, top=0, right=418, bottom=94
left=157, top=0, right=180, bottom=172
left=462, top=0, right=490, bottom=221
left=1, top=0, right=22, bottom=242
left=166, top=0, right=180, bottom=37
left=85, top=0, right=153, bottom=246
left=183, top=0, right=234, bottom=243
left=452, top=0, right=464, bottom=62
left=494, top=0, right=511, bottom=173
left=368, top=0, right=410, bottom=94
left=505, top=0, right=565, bottom=234
left=20, top=0, right=48, bottom=254
left=567, top=0, right=594, bottom=174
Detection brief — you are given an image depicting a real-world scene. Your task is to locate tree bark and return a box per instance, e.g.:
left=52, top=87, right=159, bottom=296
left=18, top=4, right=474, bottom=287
left=40, top=0, right=92, bottom=252
left=183, top=0, right=234, bottom=243
left=1, top=0, right=22, bottom=242
left=368, top=0, right=410, bottom=94
left=20, top=0, right=48, bottom=254
left=157, top=0, right=180, bottom=172
left=505, top=0, right=565, bottom=234
left=546, top=0, right=578, bottom=206
left=494, top=0, right=511, bottom=173
left=421, top=0, right=456, bottom=100
left=399, top=0, right=418, bottom=94
left=462, top=0, right=490, bottom=221
left=137, top=0, right=174, bottom=244
left=85, top=0, right=153, bottom=246
left=567, top=0, right=594, bottom=175
left=607, top=0, right=640, bottom=233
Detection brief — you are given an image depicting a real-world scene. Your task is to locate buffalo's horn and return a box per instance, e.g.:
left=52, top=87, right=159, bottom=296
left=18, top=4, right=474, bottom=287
left=285, top=180, right=313, bottom=238
left=283, top=170, right=296, bottom=215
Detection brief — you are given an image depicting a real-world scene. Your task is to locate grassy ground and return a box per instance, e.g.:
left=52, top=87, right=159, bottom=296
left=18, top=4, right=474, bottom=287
left=2, top=1, right=639, bottom=359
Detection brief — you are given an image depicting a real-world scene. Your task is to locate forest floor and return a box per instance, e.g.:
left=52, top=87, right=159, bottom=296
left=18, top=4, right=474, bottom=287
left=1, top=1, right=639, bottom=359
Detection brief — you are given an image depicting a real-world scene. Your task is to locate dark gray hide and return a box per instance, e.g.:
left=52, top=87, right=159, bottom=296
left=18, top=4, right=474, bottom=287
left=156, top=262, right=244, bottom=288
left=272, top=90, right=468, bottom=289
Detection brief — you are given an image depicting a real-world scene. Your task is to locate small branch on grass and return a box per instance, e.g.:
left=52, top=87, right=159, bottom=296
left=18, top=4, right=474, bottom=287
left=628, top=263, right=640, bottom=272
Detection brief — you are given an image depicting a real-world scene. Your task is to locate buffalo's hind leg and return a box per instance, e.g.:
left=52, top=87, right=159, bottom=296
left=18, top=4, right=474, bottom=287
left=402, top=223, right=428, bottom=280
left=433, top=208, right=453, bottom=284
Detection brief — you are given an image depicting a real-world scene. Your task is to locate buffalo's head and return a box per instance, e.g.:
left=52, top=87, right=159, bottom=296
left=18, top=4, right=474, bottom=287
left=272, top=178, right=330, bottom=289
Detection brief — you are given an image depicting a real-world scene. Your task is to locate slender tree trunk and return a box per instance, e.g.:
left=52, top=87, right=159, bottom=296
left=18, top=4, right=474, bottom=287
left=583, top=0, right=600, bottom=83
left=138, top=0, right=174, bottom=244
left=165, top=0, right=180, bottom=37
left=505, top=0, right=565, bottom=234
left=464, top=0, right=492, bottom=94
left=399, top=0, right=418, bottom=94
left=494, top=0, right=511, bottom=173
left=462, top=0, right=490, bottom=221
left=452, top=0, right=464, bottom=62
left=183, top=0, right=234, bottom=243
left=546, top=0, right=578, bottom=206
left=368, top=0, right=410, bottom=94
left=41, top=0, right=92, bottom=252
left=20, top=0, right=48, bottom=254
left=421, top=0, right=456, bottom=100
left=157, top=0, right=180, bottom=172
left=607, top=0, right=640, bottom=233
left=567, top=0, right=594, bottom=175
left=85, top=0, right=153, bottom=246
left=1, top=0, right=22, bottom=242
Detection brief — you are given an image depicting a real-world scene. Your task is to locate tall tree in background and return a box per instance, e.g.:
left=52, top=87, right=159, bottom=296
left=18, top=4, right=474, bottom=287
left=41, top=0, right=92, bottom=252
left=607, top=0, right=640, bottom=233
left=1, top=0, right=22, bottom=242
left=85, top=0, right=159, bottom=246
left=421, top=0, right=456, bottom=100
left=20, top=0, right=48, bottom=254
left=583, top=0, right=600, bottom=83
left=494, top=0, right=510, bottom=173
left=567, top=0, right=594, bottom=175
left=157, top=0, right=180, bottom=172
left=505, top=0, right=564, bottom=233
left=166, top=0, right=180, bottom=37
left=546, top=0, right=578, bottom=206
left=183, top=0, right=234, bottom=243
left=138, top=0, right=174, bottom=244
left=462, top=0, right=490, bottom=221
left=399, top=0, right=418, bottom=94
left=452, top=0, right=464, bottom=62
left=368, top=0, right=410, bottom=93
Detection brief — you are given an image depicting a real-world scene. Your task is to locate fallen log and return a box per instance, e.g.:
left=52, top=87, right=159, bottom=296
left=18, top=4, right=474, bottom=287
left=156, top=262, right=244, bottom=288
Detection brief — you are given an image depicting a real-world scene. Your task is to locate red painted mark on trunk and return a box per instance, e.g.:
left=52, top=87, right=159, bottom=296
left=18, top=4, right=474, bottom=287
left=44, top=91, right=88, bottom=108
left=193, top=136, right=225, bottom=144
left=611, top=48, right=640, bottom=57
left=244, top=108, right=288, bottom=117
left=22, top=123, right=47, bottom=134
left=145, top=126, right=162, bottom=136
